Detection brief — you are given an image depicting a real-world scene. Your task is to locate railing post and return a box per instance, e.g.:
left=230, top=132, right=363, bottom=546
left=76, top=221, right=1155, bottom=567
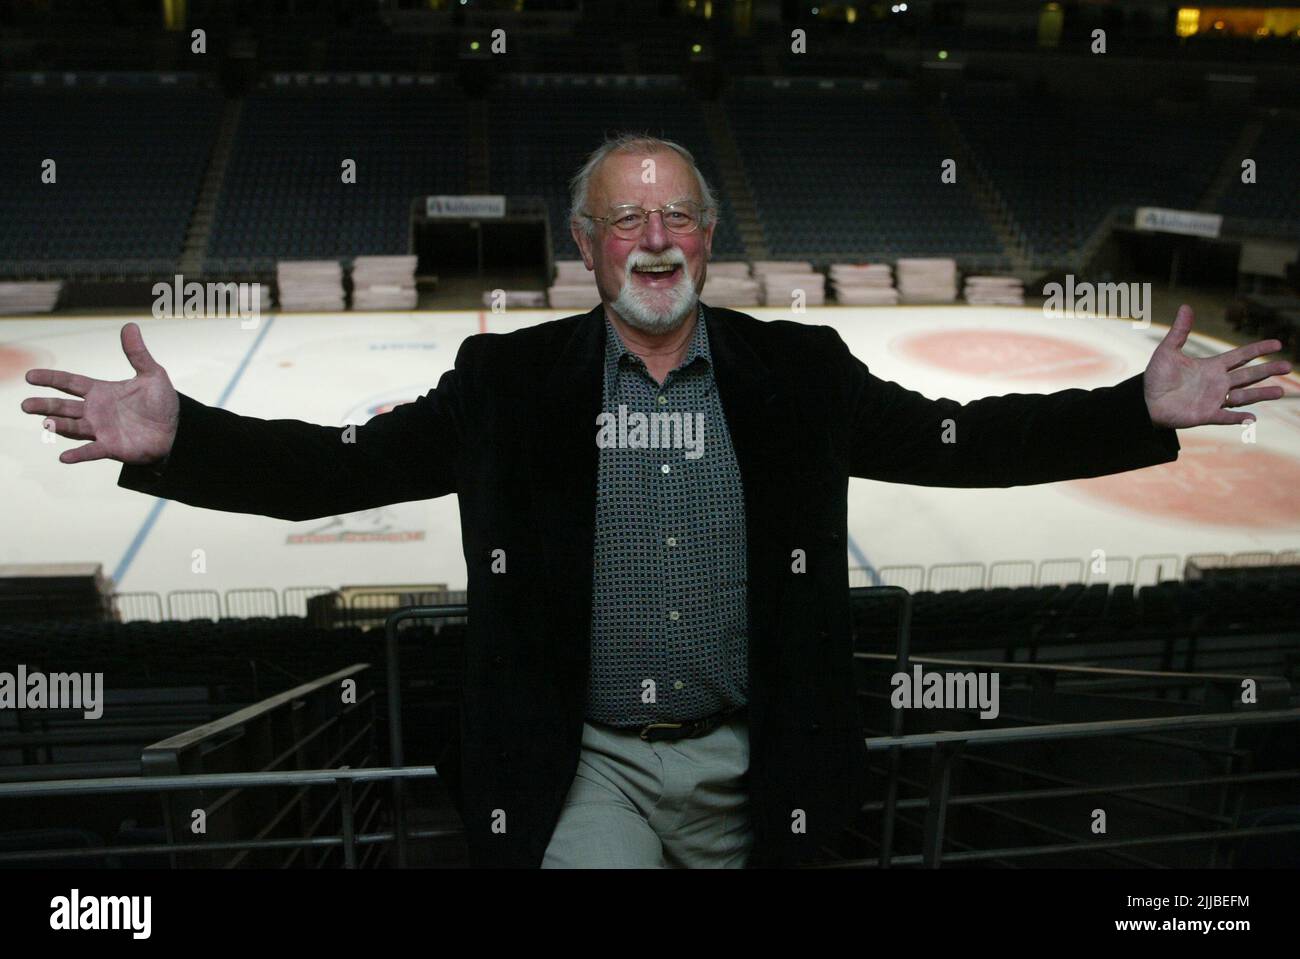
left=921, top=741, right=963, bottom=869
left=875, top=586, right=913, bottom=869
left=338, top=774, right=357, bottom=869
left=385, top=603, right=468, bottom=869
left=385, top=609, right=409, bottom=868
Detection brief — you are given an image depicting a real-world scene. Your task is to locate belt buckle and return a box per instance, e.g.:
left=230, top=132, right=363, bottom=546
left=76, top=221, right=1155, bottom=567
left=639, top=721, right=684, bottom=742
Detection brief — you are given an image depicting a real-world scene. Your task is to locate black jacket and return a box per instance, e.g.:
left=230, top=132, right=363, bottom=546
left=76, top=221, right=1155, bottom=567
left=118, top=302, right=1181, bottom=866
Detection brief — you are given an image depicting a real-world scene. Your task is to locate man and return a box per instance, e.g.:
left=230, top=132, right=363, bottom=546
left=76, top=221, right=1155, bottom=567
left=21, top=134, right=1290, bottom=868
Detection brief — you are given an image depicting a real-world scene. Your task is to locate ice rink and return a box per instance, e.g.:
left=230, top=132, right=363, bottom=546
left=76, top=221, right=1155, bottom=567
left=4, top=304, right=1299, bottom=602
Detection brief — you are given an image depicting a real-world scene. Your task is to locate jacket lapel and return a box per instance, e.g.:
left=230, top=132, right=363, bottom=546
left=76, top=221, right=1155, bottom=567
left=524, top=305, right=604, bottom=673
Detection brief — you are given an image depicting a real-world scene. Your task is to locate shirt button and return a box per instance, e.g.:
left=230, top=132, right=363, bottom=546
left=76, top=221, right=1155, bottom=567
left=673, top=680, right=684, bottom=690
left=660, top=464, right=670, bottom=474
left=668, top=610, right=680, bottom=621
left=666, top=536, right=677, bottom=546
left=658, top=394, right=668, bottom=405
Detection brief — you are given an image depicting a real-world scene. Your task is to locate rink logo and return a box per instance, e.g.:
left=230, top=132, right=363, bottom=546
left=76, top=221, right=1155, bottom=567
left=152, top=274, right=262, bottom=327
left=1042, top=275, right=1151, bottom=328
left=0, top=666, right=103, bottom=719
left=890, top=665, right=1000, bottom=719
left=286, top=510, right=426, bottom=545
left=50, top=889, right=151, bottom=939
left=596, top=405, right=705, bottom=459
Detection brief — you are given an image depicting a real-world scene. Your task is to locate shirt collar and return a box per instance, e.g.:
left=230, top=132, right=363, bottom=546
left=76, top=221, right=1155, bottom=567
left=604, top=303, right=710, bottom=385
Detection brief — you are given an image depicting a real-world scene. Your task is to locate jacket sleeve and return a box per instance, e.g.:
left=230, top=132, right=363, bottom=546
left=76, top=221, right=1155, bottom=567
left=116, top=339, right=473, bottom=521
left=829, top=327, right=1181, bottom=487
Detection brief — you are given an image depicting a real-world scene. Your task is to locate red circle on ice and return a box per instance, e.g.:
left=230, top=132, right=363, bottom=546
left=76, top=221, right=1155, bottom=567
left=1, top=345, right=49, bottom=382
left=893, top=329, right=1125, bottom=380
left=1066, top=437, right=1300, bottom=528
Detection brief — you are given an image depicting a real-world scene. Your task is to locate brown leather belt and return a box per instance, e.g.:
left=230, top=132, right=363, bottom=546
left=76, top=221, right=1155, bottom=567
left=634, top=707, right=743, bottom=743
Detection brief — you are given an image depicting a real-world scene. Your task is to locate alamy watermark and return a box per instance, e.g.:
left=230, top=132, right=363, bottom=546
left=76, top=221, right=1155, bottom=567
left=0, top=665, right=103, bottom=719
left=1043, top=275, right=1151, bottom=329
left=152, top=274, right=262, bottom=328
left=596, top=405, right=705, bottom=459
left=50, top=890, right=150, bottom=939
left=890, top=664, right=1000, bottom=719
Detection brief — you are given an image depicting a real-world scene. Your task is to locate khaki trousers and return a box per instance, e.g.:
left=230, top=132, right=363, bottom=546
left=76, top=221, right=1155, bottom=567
left=541, top=712, right=753, bottom=868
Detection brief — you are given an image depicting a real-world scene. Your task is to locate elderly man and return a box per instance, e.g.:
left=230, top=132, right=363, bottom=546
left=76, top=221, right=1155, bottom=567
left=22, top=133, right=1291, bottom=868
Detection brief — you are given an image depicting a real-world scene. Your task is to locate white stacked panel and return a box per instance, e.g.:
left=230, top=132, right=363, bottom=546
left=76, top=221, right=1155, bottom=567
left=759, top=267, right=824, bottom=307
left=963, top=275, right=1025, bottom=306
left=896, top=258, right=958, bottom=304
left=752, top=260, right=814, bottom=277
left=548, top=259, right=599, bottom=309
left=352, top=255, right=418, bottom=310
left=830, top=263, right=898, bottom=306
left=481, top=290, right=548, bottom=309
left=277, top=260, right=345, bottom=312
left=702, top=272, right=761, bottom=307
left=0, top=281, right=62, bottom=315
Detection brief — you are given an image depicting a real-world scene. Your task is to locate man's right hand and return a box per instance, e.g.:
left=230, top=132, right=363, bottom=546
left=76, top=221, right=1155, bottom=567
left=21, top=321, right=180, bottom=466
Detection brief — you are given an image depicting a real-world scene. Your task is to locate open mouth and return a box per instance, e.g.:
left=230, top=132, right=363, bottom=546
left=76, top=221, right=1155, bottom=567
left=631, top=264, right=683, bottom=285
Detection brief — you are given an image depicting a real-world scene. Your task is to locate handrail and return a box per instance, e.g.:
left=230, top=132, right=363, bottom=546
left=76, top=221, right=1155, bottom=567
left=0, top=765, right=441, bottom=798
left=384, top=603, right=468, bottom=867
left=863, top=707, right=1300, bottom=751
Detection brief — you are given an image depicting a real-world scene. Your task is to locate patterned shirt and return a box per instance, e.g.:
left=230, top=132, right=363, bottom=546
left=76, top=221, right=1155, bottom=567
left=585, top=305, right=750, bottom=727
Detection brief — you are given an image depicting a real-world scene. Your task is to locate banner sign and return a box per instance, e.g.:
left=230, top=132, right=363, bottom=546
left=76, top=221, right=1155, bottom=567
left=1135, top=207, right=1222, bottom=238
left=425, top=195, right=506, bottom=218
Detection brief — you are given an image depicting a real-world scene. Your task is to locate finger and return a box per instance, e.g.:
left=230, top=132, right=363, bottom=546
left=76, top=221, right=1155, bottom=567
left=41, top=416, right=95, bottom=440
left=21, top=396, right=85, bottom=418
left=59, top=441, right=109, bottom=465
left=1219, top=339, right=1284, bottom=370
left=1228, top=360, right=1292, bottom=388
left=1158, top=304, right=1193, bottom=353
left=1226, top=386, right=1285, bottom=407
left=121, top=322, right=159, bottom=376
left=1206, top=409, right=1257, bottom=426
left=24, top=368, right=95, bottom=397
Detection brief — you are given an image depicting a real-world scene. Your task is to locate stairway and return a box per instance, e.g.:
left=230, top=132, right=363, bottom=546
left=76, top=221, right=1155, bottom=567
left=178, top=98, right=243, bottom=279
left=700, top=100, right=768, bottom=261
left=1198, top=118, right=1264, bottom=213
left=925, top=100, right=1033, bottom=278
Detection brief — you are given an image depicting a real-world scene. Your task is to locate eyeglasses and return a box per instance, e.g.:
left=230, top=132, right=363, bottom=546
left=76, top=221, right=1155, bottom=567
left=582, top=201, right=705, bottom=238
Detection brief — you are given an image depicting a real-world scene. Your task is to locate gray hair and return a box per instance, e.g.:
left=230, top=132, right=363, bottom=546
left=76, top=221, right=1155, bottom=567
left=569, top=132, right=719, bottom=238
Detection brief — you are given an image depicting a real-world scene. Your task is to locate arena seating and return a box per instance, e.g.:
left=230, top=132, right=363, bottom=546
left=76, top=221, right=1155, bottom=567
left=1215, top=115, right=1300, bottom=238
left=205, top=85, right=469, bottom=274
left=724, top=84, right=1003, bottom=260
left=485, top=80, right=745, bottom=260
left=0, top=87, right=221, bottom=277
left=947, top=95, right=1241, bottom=267
left=2, top=77, right=1294, bottom=282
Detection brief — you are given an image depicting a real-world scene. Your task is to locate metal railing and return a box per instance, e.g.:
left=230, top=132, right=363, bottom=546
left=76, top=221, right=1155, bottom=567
left=4, top=592, right=1297, bottom=868
left=842, top=707, right=1300, bottom=869
left=850, top=546, right=1300, bottom=592
left=0, top=767, right=444, bottom=867
left=101, top=548, right=1299, bottom=622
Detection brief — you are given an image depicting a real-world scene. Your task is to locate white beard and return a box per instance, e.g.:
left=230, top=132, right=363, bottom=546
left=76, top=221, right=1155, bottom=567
left=611, top=259, right=699, bottom=335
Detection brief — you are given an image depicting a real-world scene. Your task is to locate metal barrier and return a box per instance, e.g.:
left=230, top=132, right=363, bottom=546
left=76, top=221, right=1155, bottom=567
left=5, top=588, right=1297, bottom=868
left=140, top=663, right=377, bottom=867
left=384, top=603, right=469, bottom=867
left=0, top=767, right=444, bottom=867
left=844, top=708, right=1300, bottom=869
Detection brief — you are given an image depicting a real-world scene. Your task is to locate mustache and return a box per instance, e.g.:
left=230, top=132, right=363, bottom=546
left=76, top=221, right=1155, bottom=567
left=625, top=250, right=687, bottom=273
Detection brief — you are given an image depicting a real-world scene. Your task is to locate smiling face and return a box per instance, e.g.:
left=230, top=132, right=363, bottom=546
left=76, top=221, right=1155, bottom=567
left=571, top=147, right=715, bottom=335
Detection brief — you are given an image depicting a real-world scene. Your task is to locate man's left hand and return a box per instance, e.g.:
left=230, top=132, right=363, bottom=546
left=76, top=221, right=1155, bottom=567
left=1144, top=304, right=1292, bottom=429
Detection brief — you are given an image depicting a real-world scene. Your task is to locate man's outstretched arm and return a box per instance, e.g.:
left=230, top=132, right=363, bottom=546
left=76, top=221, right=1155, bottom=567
left=833, top=305, right=1290, bottom=488
left=21, top=322, right=466, bottom=522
